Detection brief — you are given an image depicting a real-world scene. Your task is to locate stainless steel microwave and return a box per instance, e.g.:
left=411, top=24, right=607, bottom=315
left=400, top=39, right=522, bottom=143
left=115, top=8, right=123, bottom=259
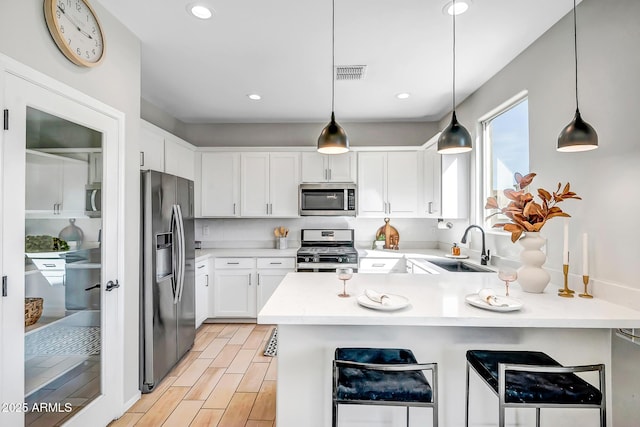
left=85, top=183, right=101, bottom=218
left=299, top=183, right=356, bottom=216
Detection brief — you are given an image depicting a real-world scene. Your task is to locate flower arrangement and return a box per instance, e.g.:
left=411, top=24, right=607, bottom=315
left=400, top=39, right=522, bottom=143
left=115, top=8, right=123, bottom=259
left=485, top=172, right=581, bottom=243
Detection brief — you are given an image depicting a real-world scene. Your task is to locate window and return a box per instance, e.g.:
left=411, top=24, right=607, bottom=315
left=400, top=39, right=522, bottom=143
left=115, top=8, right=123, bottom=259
left=482, top=95, right=529, bottom=228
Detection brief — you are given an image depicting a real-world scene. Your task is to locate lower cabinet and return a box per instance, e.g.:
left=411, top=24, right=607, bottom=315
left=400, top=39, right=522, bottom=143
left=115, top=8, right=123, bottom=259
left=359, top=257, right=406, bottom=274
left=195, top=259, right=210, bottom=328
left=211, top=256, right=294, bottom=318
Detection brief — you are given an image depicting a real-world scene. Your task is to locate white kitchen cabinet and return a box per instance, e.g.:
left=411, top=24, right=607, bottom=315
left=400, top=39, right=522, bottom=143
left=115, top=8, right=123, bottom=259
left=256, top=257, right=295, bottom=313
left=25, top=150, right=87, bottom=217
left=212, top=258, right=257, bottom=318
left=195, top=259, right=210, bottom=328
left=301, top=151, right=356, bottom=183
left=139, top=120, right=195, bottom=181
left=241, top=152, right=299, bottom=217
left=440, top=152, right=469, bottom=219
left=423, top=145, right=442, bottom=218
left=359, top=257, right=406, bottom=274
left=201, top=152, right=240, bottom=216
left=357, top=151, right=419, bottom=218
left=165, top=134, right=195, bottom=181
left=139, top=123, right=165, bottom=172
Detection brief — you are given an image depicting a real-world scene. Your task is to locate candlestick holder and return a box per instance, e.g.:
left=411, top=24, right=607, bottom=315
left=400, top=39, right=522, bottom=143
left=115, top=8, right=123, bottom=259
left=579, top=275, right=593, bottom=298
left=558, top=264, right=574, bottom=298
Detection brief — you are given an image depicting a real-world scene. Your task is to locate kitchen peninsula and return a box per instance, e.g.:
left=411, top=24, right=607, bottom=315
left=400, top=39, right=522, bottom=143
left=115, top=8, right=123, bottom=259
left=258, top=272, right=640, bottom=427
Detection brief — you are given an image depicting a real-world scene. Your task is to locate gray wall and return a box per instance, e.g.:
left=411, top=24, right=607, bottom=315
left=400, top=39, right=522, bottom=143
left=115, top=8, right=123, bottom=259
left=0, top=0, right=141, bottom=410
left=435, top=0, right=640, bottom=422
left=181, top=121, right=440, bottom=147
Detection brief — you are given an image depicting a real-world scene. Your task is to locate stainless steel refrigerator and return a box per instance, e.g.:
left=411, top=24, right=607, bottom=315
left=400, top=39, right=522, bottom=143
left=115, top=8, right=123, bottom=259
left=140, top=170, right=195, bottom=393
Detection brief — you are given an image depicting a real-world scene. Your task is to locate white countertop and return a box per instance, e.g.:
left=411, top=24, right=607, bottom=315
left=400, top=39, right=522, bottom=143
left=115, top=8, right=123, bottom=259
left=196, top=247, right=298, bottom=262
left=258, top=272, right=640, bottom=328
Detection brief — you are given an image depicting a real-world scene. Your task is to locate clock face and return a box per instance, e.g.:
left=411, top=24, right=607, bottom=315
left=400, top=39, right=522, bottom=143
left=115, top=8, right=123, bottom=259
left=44, top=0, right=105, bottom=67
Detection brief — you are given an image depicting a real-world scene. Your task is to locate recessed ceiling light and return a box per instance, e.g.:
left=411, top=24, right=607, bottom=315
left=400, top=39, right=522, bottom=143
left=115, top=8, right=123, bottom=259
left=188, top=4, right=213, bottom=20
left=396, top=93, right=411, bottom=99
left=247, top=94, right=262, bottom=101
left=443, top=1, right=470, bottom=16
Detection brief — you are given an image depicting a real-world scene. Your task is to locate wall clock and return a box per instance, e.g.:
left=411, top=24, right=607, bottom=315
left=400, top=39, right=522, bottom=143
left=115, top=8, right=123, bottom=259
left=44, top=0, right=106, bottom=67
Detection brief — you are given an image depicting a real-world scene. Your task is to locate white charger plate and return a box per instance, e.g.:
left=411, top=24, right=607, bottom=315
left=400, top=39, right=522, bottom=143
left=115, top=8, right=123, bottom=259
left=465, top=293, right=523, bottom=312
left=357, top=294, right=410, bottom=311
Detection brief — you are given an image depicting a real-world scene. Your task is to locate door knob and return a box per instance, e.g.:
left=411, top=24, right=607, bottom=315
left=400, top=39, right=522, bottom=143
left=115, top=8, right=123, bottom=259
left=105, top=280, right=120, bottom=292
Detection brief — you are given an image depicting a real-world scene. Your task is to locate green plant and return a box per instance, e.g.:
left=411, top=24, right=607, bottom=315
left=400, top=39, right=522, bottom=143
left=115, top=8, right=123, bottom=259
left=485, top=172, right=581, bottom=243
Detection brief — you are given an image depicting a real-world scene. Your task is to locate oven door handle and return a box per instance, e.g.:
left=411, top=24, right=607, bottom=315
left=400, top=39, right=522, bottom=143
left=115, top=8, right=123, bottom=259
left=296, top=262, right=358, bottom=270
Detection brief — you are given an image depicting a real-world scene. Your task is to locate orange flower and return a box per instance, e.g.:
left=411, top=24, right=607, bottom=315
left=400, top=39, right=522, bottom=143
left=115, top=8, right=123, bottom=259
left=485, top=173, right=581, bottom=243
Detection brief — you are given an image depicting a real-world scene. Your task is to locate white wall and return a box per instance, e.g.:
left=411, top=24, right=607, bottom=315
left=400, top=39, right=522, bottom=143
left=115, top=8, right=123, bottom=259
left=0, top=0, right=141, bottom=411
left=436, top=0, right=640, bottom=422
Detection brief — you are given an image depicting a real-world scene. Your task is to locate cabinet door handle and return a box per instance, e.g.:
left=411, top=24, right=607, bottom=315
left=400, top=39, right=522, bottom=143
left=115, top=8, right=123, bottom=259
left=205, top=274, right=209, bottom=287
left=257, top=273, right=260, bottom=286
left=140, top=151, right=145, bottom=167
left=233, top=203, right=236, bottom=215
left=266, top=204, right=269, bottom=215
left=197, top=265, right=206, bottom=269
left=328, top=169, right=332, bottom=181
left=372, top=263, right=386, bottom=268
left=269, top=204, right=273, bottom=215
left=227, top=262, right=240, bottom=265
left=388, top=202, right=391, bottom=213
left=270, top=262, right=282, bottom=265
left=428, top=201, right=433, bottom=214
left=248, top=274, right=252, bottom=286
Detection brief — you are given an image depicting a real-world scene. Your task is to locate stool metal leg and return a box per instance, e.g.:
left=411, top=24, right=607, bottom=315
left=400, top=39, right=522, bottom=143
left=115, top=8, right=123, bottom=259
left=465, top=362, right=470, bottom=427
left=406, top=406, right=409, bottom=427
left=536, top=407, right=540, bottom=427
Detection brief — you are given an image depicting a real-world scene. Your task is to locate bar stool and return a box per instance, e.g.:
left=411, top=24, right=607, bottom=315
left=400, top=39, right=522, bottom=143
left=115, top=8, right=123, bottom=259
left=465, top=350, right=605, bottom=427
left=333, top=347, right=438, bottom=427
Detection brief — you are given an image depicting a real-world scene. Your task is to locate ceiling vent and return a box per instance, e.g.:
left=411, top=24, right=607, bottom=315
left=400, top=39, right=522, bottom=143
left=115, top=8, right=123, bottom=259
left=335, top=65, right=367, bottom=81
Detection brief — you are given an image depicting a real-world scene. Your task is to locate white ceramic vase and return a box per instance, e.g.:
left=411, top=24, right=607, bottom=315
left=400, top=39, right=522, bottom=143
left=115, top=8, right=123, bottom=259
left=517, top=232, right=551, bottom=293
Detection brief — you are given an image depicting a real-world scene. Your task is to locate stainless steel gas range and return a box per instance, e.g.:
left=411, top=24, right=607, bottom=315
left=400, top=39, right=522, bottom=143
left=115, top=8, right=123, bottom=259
left=296, top=229, right=358, bottom=272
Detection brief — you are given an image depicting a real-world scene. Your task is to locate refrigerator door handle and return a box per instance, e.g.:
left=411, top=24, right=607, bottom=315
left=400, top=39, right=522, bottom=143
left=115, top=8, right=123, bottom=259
left=174, top=204, right=186, bottom=302
left=171, top=205, right=181, bottom=304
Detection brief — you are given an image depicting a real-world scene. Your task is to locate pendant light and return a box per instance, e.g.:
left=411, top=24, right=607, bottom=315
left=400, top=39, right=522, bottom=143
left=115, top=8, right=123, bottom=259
left=437, top=0, right=472, bottom=154
left=557, top=0, right=598, bottom=152
left=317, top=0, right=349, bottom=154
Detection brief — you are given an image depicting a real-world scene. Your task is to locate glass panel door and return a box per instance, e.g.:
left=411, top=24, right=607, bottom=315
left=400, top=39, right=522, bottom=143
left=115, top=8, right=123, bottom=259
left=1, top=72, right=120, bottom=427
left=24, top=108, right=104, bottom=425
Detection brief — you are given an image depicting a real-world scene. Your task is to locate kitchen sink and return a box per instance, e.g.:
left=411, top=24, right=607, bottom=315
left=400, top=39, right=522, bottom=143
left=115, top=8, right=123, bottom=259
left=426, top=259, right=494, bottom=273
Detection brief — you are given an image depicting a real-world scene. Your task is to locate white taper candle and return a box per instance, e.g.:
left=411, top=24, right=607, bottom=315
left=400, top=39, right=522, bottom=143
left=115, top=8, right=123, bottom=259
left=563, top=220, right=569, bottom=264
left=583, top=233, right=589, bottom=276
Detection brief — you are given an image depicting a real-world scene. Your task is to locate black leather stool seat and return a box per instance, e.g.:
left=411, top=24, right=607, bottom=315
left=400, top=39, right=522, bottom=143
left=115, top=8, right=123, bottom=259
left=467, top=350, right=602, bottom=405
left=335, top=348, right=433, bottom=403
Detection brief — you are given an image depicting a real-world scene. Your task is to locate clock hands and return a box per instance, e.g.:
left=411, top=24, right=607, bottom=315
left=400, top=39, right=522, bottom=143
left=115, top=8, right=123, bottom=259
left=57, top=4, right=93, bottom=40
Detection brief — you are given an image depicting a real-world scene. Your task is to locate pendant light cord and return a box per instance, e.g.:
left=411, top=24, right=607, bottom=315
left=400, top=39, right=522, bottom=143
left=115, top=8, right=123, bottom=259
left=452, top=0, right=457, bottom=112
left=573, top=0, right=579, bottom=110
left=331, top=0, right=335, bottom=114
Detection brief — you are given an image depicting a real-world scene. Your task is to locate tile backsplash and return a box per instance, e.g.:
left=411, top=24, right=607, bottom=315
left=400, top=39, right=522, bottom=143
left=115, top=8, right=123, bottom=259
left=195, top=217, right=439, bottom=250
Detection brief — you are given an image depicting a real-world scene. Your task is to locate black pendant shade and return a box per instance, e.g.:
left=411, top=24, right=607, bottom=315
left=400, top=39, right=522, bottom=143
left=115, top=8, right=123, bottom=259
left=318, top=112, right=349, bottom=154
left=557, top=0, right=598, bottom=152
left=557, top=109, right=598, bottom=152
left=437, top=0, right=472, bottom=154
left=438, top=111, right=472, bottom=154
left=318, top=0, right=349, bottom=154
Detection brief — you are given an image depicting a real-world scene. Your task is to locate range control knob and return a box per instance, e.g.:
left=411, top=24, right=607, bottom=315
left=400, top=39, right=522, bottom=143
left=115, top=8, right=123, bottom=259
left=305, top=257, right=310, bottom=263
left=338, top=258, right=343, bottom=263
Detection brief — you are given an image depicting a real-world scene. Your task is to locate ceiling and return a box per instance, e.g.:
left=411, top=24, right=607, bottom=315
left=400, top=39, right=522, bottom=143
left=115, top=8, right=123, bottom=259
left=96, top=0, right=578, bottom=124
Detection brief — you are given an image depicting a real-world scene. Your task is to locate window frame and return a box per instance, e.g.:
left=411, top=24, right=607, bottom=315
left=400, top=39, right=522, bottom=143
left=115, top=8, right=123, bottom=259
left=478, top=91, right=529, bottom=233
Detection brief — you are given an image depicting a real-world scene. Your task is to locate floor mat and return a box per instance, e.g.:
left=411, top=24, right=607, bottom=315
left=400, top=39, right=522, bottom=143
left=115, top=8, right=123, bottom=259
left=25, top=326, right=101, bottom=357
left=263, top=327, right=277, bottom=357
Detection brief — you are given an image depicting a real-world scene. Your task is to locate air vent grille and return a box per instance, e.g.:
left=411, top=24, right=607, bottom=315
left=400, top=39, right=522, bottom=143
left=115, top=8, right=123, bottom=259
left=335, top=65, right=367, bottom=81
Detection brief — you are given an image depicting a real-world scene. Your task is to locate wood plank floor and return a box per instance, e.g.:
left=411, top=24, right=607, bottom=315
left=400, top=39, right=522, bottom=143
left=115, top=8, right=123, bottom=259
left=110, top=324, right=277, bottom=427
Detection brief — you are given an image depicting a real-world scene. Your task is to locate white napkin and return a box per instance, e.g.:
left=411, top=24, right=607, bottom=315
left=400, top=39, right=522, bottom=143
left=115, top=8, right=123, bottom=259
left=478, top=288, right=503, bottom=306
left=365, top=289, right=391, bottom=305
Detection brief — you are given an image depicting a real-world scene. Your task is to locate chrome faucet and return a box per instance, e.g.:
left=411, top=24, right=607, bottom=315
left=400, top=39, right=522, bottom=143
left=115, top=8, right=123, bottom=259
left=461, top=225, right=490, bottom=265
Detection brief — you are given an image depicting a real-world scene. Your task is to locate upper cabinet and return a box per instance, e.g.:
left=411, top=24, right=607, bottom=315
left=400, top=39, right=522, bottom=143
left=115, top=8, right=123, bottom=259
left=25, top=150, right=88, bottom=218
left=422, top=145, right=441, bottom=218
left=440, top=151, right=469, bottom=219
left=201, top=152, right=240, bottom=217
left=241, top=152, right=299, bottom=217
left=301, top=152, right=356, bottom=183
left=139, top=120, right=195, bottom=181
left=358, top=151, right=419, bottom=218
